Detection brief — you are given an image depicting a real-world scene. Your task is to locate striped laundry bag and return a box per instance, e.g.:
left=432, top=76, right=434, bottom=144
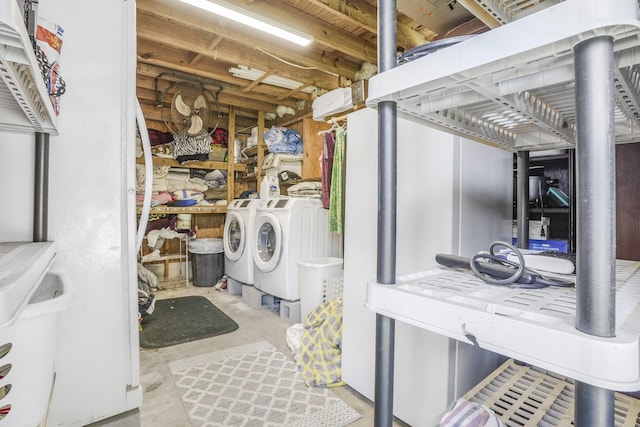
left=438, top=399, right=505, bottom=427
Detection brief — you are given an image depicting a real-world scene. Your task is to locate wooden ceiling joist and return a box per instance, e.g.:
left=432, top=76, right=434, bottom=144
left=136, top=0, right=475, bottom=124
left=136, top=0, right=362, bottom=80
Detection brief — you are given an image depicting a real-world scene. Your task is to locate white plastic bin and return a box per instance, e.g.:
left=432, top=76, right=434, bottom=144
left=297, top=257, right=343, bottom=321
left=0, top=271, right=74, bottom=427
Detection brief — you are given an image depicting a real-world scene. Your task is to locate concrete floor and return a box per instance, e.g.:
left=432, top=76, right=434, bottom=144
left=138, top=281, right=407, bottom=427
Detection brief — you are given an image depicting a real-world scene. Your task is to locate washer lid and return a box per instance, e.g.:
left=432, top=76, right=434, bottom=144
left=253, top=213, right=282, bottom=273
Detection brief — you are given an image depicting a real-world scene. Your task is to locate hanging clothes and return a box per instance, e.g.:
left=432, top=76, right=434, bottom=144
left=329, top=125, right=345, bottom=234
left=321, top=130, right=335, bottom=209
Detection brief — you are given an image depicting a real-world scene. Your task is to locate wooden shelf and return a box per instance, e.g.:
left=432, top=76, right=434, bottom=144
left=137, top=205, right=226, bottom=215
left=242, top=145, right=265, bottom=157
left=136, top=156, right=246, bottom=172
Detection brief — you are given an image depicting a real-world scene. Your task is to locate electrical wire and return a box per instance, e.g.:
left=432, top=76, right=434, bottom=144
left=256, top=47, right=320, bottom=70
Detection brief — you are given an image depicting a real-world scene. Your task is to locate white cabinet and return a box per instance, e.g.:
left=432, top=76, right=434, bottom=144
left=367, top=0, right=640, bottom=424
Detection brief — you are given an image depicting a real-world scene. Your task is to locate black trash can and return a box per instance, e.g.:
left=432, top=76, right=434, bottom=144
left=189, top=238, right=224, bottom=287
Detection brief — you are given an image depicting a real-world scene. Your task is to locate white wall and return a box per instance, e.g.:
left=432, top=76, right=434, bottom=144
left=0, top=1, right=141, bottom=425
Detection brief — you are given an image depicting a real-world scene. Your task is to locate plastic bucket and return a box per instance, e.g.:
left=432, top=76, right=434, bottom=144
left=189, top=238, right=224, bottom=287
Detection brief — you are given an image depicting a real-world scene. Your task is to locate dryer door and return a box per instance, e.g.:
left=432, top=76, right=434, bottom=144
left=224, top=211, right=245, bottom=262
left=253, top=212, right=282, bottom=273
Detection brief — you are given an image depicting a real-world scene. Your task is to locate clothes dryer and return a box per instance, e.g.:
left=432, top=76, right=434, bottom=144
left=223, top=198, right=260, bottom=284
left=253, top=197, right=341, bottom=301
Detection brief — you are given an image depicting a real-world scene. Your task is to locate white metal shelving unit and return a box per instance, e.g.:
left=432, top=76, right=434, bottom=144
left=367, top=0, right=640, bottom=425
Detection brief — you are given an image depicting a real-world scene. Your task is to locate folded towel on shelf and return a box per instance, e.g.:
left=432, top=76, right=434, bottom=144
left=136, top=165, right=171, bottom=193
left=171, top=190, right=204, bottom=202
left=166, top=168, right=208, bottom=193
left=204, top=169, right=227, bottom=188
left=287, top=181, right=322, bottom=198
left=262, top=152, right=304, bottom=170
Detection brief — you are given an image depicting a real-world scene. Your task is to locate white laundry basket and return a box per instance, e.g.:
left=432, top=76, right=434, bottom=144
left=0, top=271, right=74, bottom=427
left=297, top=257, right=343, bottom=321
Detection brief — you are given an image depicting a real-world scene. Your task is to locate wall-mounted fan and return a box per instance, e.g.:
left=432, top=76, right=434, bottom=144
left=155, top=79, right=222, bottom=162
left=169, top=83, right=211, bottom=135
left=159, top=82, right=221, bottom=136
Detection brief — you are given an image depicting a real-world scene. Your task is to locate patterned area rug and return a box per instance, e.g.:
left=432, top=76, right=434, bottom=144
left=168, top=341, right=361, bottom=427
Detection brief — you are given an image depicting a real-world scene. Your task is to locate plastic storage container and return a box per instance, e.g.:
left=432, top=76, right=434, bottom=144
left=297, top=257, right=344, bottom=321
left=189, top=238, right=224, bottom=287
left=0, top=271, right=74, bottom=427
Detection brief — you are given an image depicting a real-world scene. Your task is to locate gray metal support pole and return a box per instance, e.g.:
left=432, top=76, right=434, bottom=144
left=34, top=132, right=49, bottom=242
left=375, top=1, right=397, bottom=426
left=573, top=36, right=616, bottom=427
left=516, top=151, right=529, bottom=249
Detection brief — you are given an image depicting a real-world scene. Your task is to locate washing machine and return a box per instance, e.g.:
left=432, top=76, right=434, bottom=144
left=253, top=197, right=341, bottom=301
left=223, top=198, right=260, bottom=284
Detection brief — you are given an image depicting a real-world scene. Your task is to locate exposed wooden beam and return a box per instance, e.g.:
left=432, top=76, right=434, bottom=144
left=137, top=13, right=343, bottom=89
left=241, top=71, right=274, bottom=93
left=277, top=83, right=315, bottom=102
left=136, top=42, right=314, bottom=105
left=136, top=0, right=362, bottom=79
left=135, top=80, right=264, bottom=120
left=189, top=34, right=224, bottom=66
left=136, top=64, right=298, bottom=118
left=297, top=0, right=433, bottom=47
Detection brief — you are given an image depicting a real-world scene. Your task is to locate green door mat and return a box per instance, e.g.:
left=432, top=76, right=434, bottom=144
left=140, top=296, right=239, bottom=349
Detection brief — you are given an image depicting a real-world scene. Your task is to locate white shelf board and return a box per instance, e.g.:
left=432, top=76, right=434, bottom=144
left=365, top=260, right=640, bottom=391
left=366, top=0, right=640, bottom=151
left=0, top=0, right=58, bottom=134
left=0, top=241, right=56, bottom=328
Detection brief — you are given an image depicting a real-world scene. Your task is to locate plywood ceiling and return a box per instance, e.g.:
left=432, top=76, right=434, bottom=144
left=136, top=0, right=484, bottom=133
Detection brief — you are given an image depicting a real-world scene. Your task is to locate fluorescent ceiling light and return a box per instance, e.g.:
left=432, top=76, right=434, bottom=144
left=178, top=0, right=314, bottom=47
left=230, top=66, right=318, bottom=94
